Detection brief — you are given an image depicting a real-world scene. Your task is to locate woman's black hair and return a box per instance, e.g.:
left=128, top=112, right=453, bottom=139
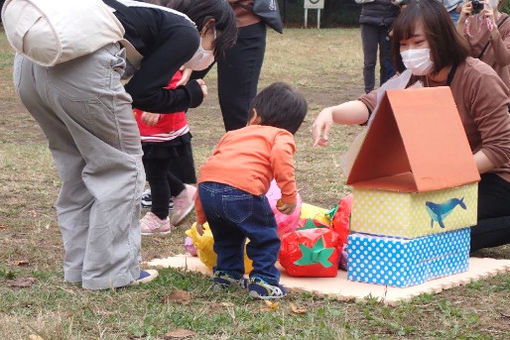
left=249, top=82, right=308, bottom=135
left=150, top=0, right=237, bottom=58
left=391, top=0, right=470, bottom=74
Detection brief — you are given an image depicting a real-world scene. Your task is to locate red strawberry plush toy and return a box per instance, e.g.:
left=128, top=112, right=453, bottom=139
left=279, top=227, right=341, bottom=277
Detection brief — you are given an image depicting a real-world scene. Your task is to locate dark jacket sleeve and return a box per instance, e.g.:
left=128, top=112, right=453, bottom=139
left=180, top=80, right=204, bottom=109
left=125, top=25, right=202, bottom=113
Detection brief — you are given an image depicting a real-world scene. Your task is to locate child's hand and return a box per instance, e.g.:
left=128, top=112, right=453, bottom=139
left=142, top=112, right=161, bottom=126
left=176, top=66, right=192, bottom=87
left=277, top=200, right=297, bottom=215
left=195, top=79, right=208, bottom=99
left=196, top=223, right=205, bottom=236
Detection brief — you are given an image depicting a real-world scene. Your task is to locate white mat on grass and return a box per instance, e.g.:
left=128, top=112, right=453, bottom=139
left=145, top=255, right=510, bottom=305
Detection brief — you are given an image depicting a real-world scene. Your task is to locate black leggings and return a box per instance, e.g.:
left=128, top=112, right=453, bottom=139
left=142, top=137, right=196, bottom=219
left=143, top=158, right=185, bottom=219
left=471, top=173, right=510, bottom=252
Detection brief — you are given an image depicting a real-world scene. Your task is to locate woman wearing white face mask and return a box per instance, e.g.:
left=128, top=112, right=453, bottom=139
left=312, top=0, right=510, bottom=252
left=107, top=0, right=237, bottom=113
left=457, top=0, right=510, bottom=89
left=184, top=27, right=216, bottom=71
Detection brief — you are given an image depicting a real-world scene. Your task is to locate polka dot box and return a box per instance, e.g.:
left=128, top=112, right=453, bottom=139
left=347, top=228, right=470, bottom=288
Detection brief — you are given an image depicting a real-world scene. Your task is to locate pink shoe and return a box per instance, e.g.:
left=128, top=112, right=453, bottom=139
left=171, top=184, right=197, bottom=225
left=140, top=212, right=171, bottom=235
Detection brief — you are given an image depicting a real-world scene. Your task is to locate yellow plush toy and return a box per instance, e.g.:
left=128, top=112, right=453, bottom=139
left=185, top=222, right=253, bottom=274
left=300, top=203, right=331, bottom=226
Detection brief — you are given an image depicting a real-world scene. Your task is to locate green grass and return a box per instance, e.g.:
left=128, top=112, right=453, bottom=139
left=0, top=30, right=14, bottom=73
left=0, top=28, right=509, bottom=339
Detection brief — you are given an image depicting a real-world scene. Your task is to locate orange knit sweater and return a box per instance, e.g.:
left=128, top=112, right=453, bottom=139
left=195, top=125, right=297, bottom=224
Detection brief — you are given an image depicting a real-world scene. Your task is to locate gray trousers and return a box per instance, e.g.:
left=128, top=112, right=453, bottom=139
left=361, top=24, right=393, bottom=94
left=13, top=44, right=144, bottom=290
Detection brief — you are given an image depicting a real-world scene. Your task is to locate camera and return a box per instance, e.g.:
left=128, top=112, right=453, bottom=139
left=471, top=0, right=484, bottom=14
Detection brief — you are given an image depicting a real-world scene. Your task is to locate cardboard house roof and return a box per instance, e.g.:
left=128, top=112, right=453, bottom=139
left=346, top=87, right=480, bottom=192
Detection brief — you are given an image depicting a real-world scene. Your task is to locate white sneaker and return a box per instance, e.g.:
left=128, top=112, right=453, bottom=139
left=141, top=188, right=174, bottom=210
left=141, top=188, right=152, bottom=208
left=171, top=184, right=197, bottom=225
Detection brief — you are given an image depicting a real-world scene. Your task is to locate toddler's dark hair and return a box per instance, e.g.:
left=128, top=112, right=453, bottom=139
left=249, top=82, right=307, bottom=134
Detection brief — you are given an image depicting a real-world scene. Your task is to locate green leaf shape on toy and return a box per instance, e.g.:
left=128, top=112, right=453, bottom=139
left=297, top=218, right=324, bottom=231
left=325, top=204, right=339, bottom=221
left=293, top=237, right=335, bottom=268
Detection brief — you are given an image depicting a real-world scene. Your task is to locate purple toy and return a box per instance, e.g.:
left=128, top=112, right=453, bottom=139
left=339, top=244, right=348, bottom=271
left=184, top=236, right=197, bottom=256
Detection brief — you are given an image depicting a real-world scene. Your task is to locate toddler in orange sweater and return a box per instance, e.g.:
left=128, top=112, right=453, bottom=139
left=195, top=82, right=307, bottom=299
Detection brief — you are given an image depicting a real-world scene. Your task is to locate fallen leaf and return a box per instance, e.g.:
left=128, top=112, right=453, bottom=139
left=161, top=289, right=191, bottom=305
left=7, top=277, right=36, bottom=288
left=260, top=300, right=279, bottom=312
left=16, top=260, right=30, bottom=266
left=28, top=334, right=44, bottom=340
left=501, top=313, right=510, bottom=319
left=163, top=328, right=197, bottom=339
left=220, top=302, right=234, bottom=307
left=290, top=303, right=307, bottom=314
left=0, top=225, right=7, bottom=229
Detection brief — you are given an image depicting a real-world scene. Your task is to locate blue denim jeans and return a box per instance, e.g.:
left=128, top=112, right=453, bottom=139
left=198, top=182, right=280, bottom=284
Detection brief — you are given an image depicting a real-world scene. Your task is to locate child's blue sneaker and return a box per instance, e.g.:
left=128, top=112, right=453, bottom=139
left=212, top=270, right=248, bottom=290
left=248, top=276, right=286, bottom=299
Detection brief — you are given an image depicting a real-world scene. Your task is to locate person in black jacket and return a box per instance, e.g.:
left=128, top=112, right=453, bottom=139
left=356, top=0, right=401, bottom=93
left=109, top=0, right=237, bottom=113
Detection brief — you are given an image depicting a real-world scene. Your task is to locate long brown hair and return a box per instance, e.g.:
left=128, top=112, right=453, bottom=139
left=391, top=0, right=470, bottom=74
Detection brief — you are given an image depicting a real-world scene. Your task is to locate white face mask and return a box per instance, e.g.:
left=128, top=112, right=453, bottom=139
left=184, top=28, right=216, bottom=71
left=400, top=48, right=433, bottom=76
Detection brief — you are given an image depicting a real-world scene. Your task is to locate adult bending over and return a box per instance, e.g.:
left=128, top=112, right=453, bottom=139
left=8, top=0, right=236, bottom=290
left=312, top=0, right=510, bottom=252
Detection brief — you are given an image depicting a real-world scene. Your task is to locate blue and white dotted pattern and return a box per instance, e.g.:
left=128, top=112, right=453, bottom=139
left=347, top=228, right=470, bottom=287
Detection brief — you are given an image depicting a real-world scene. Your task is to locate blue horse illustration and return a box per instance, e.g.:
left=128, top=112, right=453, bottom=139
left=425, top=197, right=467, bottom=228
